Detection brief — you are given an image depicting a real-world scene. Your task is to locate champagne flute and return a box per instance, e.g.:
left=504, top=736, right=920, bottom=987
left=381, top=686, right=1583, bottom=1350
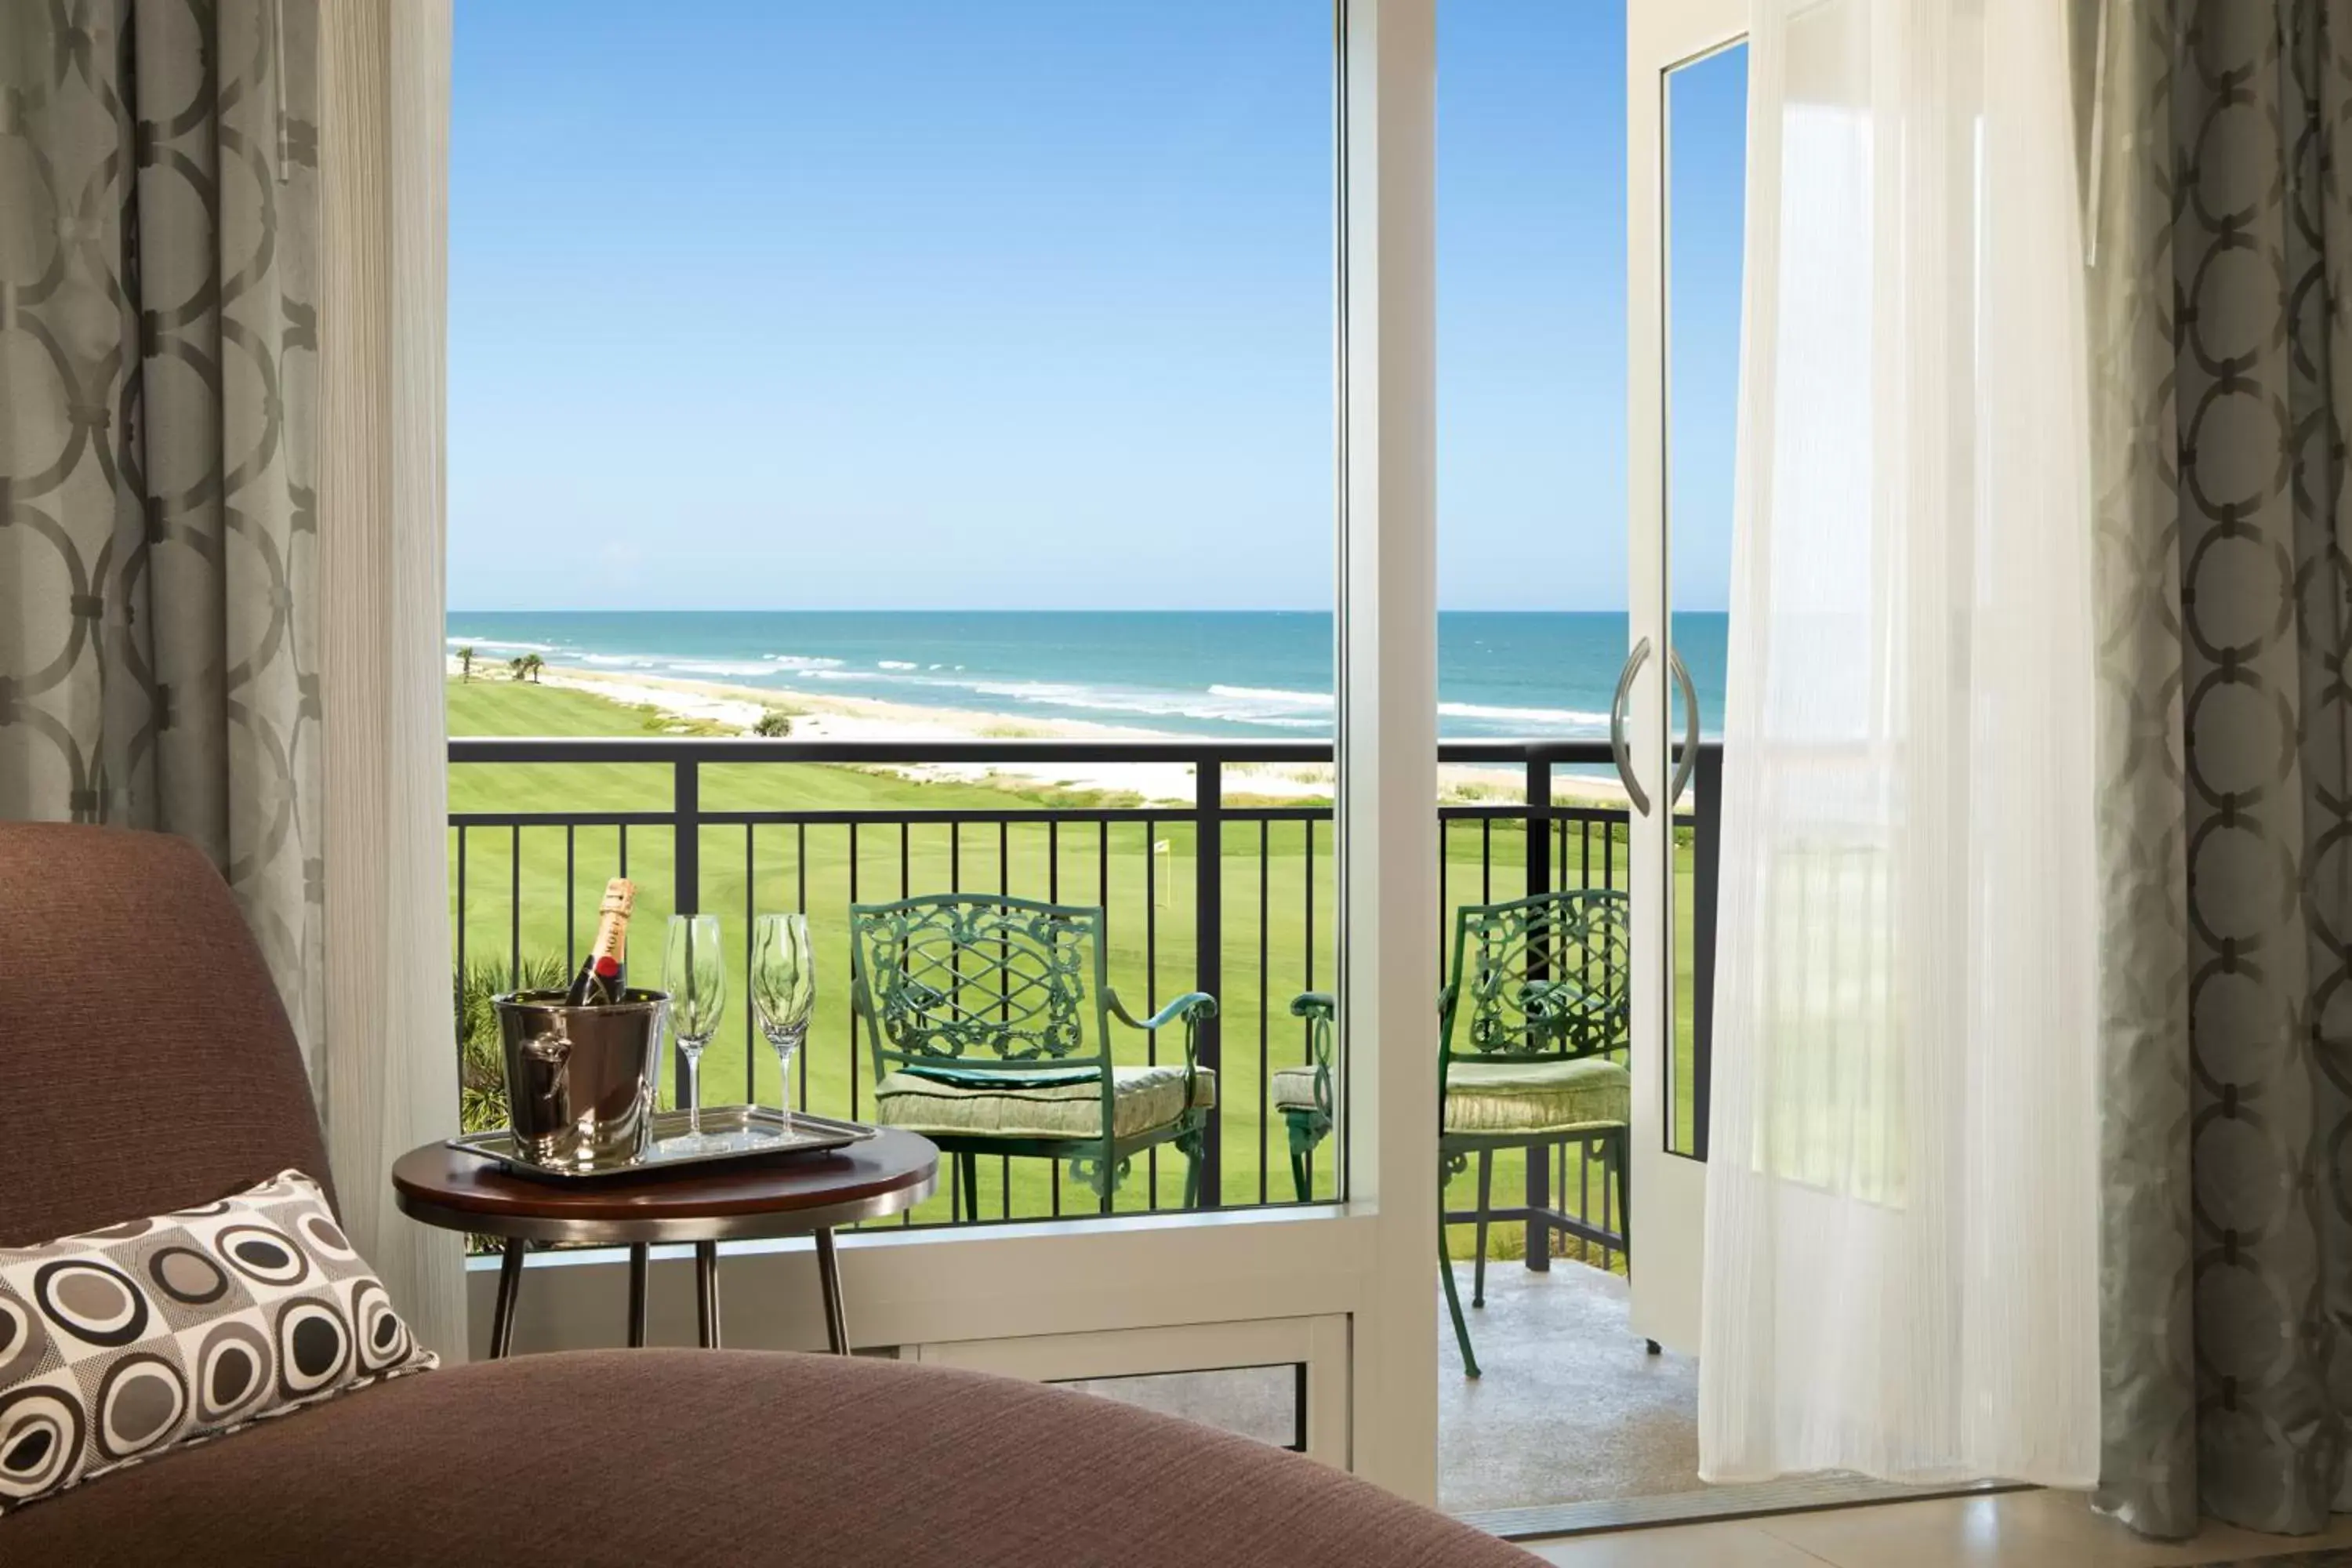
left=750, top=913, right=816, bottom=1138
left=663, top=914, right=726, bottom=1151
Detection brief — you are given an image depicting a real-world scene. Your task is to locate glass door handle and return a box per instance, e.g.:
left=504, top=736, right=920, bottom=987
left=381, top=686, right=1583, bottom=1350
left=1667, top=648, right=1700, bottom=809
left=1610, top=638, right=1654, bottom=817
left=1610, top=639, right=1702, bottom=818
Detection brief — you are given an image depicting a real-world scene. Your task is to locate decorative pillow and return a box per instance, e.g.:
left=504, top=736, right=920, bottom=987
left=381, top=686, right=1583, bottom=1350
left=0, top=1169, right=437, bottom=1513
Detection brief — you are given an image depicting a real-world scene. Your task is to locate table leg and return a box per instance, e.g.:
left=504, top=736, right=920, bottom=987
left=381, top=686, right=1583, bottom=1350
left=626, top=1244, right=648, bottom=1348
left=695, top=1241, right=722, bottom=1349
left=490, top=1239, right=525, bottom=1359
left=815, top=1227, right=848, bottom=1355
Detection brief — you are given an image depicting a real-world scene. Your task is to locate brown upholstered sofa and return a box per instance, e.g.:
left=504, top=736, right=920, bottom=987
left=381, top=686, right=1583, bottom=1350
left=0, top=823, right=1528, bottom=1566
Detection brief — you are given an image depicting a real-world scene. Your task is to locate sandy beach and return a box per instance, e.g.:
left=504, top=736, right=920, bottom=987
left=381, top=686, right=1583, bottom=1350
left=452, top=656, right=1635, bottom=809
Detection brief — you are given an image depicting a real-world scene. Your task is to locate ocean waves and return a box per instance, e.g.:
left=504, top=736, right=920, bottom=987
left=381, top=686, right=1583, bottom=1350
left=1439, top=700, right=1610, bottom=727
left=441, top=612, right=1691, bottom=740
left=458, top=648, right=1610, bottom=737
left=920, top=674, right=1606, bottom=735
left=572, top=652, right=849, bottom=677
left=446, top=636, right=557, bottom=655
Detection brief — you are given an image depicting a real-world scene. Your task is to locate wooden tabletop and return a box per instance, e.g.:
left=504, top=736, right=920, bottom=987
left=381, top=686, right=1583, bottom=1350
left=391, top=1127, right=939, bottom=1243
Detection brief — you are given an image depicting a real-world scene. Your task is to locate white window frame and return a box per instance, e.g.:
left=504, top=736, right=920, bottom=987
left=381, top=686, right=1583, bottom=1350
left=451, top=0, right=1441, bottom=1500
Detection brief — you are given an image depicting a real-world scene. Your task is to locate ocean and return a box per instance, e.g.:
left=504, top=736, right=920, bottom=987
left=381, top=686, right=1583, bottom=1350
left=443, top=610, right=1728, bottom=742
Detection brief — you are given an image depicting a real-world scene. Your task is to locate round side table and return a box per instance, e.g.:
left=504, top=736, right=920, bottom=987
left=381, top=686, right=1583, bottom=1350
left=391, top=1128, right=938, bottom=1357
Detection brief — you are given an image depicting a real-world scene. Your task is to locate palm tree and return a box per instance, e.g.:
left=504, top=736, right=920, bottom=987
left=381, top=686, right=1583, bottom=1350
left=521, top=653, right=546, bottom=684
left=508, top=655, right=528, bottom=681
left=457, top=645, right=477, bottom=681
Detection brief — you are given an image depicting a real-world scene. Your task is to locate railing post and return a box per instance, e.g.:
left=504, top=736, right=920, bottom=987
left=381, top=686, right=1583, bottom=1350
left=1693, top=744, right=1722, bottom=1162
left=1194, top=758, right=1223, bottom=1208
left=673, top=757, right=700, bottom=1105
left=1523, top=753, right=1552, bottom=1272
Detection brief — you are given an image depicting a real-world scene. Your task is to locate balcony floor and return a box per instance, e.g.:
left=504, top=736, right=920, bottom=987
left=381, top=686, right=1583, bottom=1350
left=1438, top=1258, right=1699, bottom=1514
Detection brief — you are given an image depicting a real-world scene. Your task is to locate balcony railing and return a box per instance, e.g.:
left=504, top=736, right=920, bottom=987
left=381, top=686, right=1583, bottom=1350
left=447, top=737, right=1719, bottom=1261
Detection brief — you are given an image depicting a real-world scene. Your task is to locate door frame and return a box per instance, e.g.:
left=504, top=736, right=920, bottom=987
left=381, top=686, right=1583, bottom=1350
left=432, top=0, right=1444, bottom=1501
left=1626, top=0, right=1747, bottom=1356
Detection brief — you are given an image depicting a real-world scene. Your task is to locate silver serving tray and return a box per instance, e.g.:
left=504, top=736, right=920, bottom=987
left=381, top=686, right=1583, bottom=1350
left=450, top=1106, right=877, bottom=1181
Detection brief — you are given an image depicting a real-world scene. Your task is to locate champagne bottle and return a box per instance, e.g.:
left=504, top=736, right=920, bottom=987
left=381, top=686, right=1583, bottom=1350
left=563, top=877, right=636, bottom=1006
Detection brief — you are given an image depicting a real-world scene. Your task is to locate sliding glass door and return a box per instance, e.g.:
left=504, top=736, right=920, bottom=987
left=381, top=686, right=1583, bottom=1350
left=1624, top=0, right=1747, bottom=1356
left=443, top=0, right=1445, bottom=1497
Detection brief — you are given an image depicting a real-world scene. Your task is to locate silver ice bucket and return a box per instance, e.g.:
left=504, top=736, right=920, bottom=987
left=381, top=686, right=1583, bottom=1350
left=495, top=989, right=668, bottom=1168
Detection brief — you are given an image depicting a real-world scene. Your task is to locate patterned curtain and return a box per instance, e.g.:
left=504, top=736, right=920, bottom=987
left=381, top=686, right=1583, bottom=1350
left=2089, top=0, right=2352, bottom=1537
left=0, top=2, right=321, bottom=1065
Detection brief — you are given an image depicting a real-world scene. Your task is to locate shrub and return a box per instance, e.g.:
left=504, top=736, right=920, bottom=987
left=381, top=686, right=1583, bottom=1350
left=752, top=710, right=793, bottom=738
left=452, top=953, right=568, bottom=1135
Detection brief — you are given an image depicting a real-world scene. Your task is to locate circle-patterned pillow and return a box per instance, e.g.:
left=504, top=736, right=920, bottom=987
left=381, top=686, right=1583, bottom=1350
left=0, top=1170, right=437, bottom=1513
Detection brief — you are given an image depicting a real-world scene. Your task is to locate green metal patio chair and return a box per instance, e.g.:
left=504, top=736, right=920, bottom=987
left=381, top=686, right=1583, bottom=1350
left=850, top=893, right=1218, bottom=1216
left=1284, top=888, right=1632, bottom=1377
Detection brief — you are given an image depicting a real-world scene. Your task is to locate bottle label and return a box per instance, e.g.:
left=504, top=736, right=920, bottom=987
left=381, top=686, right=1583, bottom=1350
left=590, top=878, right=636, bottom=962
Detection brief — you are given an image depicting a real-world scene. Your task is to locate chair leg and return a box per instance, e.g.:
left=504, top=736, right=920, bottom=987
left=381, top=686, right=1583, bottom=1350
left=1472, top=1150, right=1494, bottom=1309
left=1168, top=1122, right=1210, bottom=1210
left=1526, top=1139, right=1552, bottom=1273
left=957, top=1149, right=980, bottom=1224
left=1439, top=1189, right=1481, bottom=1378
left=1284, top=1111, right=1316, bottom=1202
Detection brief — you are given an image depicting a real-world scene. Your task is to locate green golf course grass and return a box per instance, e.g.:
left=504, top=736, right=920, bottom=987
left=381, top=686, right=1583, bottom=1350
left=446, top=676, right=1697, bottom=1261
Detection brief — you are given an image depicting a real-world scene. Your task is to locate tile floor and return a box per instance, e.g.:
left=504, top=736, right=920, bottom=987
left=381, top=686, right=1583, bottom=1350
left=1521, top=1489, right=2352, bottom=1566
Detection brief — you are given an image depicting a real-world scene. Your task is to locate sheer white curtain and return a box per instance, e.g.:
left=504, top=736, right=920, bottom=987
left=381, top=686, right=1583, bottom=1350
left=317, top=0, right=467, bottom=1364
left=1697, top=0, right=2100, bottom=1484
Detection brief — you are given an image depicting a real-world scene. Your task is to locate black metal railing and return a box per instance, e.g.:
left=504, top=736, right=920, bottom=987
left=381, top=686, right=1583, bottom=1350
left=446, top=737, right=1720, bottom=1251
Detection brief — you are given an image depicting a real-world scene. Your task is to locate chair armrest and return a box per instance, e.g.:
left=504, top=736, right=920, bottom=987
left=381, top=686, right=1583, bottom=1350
left=1292, top=989, right=1450, bottom=1020
left=1106, top=990, right=1218, bottom=1033
left=1108, top=992, right=1217, bottom=1099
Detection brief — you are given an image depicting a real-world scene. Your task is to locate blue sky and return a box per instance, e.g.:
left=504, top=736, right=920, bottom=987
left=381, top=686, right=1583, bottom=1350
left=448, top=2, right=1744, bottom=612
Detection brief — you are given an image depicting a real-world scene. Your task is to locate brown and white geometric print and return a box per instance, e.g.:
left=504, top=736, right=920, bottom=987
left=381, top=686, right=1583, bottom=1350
left=2088, top=0, right=2352, bottom=1539
left=0, top=2, right=324, bottom=1066
left=0, top=1170, right=436, bottom=1514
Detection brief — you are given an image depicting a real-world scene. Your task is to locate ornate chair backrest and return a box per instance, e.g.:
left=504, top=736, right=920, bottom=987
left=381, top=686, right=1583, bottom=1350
left=850, top=894, right=1111, bottom=1081
left=1441, top=888, right=1631, bottom=1067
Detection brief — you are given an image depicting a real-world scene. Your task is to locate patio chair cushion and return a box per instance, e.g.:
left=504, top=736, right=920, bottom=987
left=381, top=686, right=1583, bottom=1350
left=1272, top=1065, right=1323, bottom=1114
left=1442, top=1056, right=1629, bottom=1135
left=0, top=1349, right=1533, bottom=1567
left=875, top=1064, right=1216, bottom=1141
